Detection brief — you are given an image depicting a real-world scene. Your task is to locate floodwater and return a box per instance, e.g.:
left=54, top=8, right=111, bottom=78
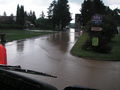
left=6, top=29, right=120, bottom=90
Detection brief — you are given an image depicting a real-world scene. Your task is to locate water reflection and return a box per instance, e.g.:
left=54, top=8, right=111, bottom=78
left=47, top=32, right=70, bottom=53
left=69, top=29, right=75, bottom=43
left=16, top=40, right=25, bottom=53
left=47, top=29, right=77, bottom=53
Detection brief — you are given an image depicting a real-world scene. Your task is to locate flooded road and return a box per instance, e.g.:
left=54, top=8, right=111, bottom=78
left=6, top=29, right=120, bottom=90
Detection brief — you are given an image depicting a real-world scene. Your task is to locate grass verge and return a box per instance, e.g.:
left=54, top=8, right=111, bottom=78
left=71, top=33, right=120, bottom=61
left=0, top=29, right=54, bottom=42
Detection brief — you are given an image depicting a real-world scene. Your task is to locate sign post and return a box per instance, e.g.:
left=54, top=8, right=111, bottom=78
left=90, top=14, right=103, bottom=48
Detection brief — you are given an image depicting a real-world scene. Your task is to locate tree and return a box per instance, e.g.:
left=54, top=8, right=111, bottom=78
left=81, top=0, right=106, bottom=26
left=32, top=11, right=36, bottom=25
left=48, top=0, right=71, bottom=30
left=93, top=0, right=106, bottom=14
left=40, top=11, right=45, bottom=19
left=16, top=5, right=20, bottom=24
left=81, top=0, right=93, bottom=26
left=102, top=15, right=117, bottom=42
left=112, top=8, right=120, bottom=26
left=3, top=11, right=7, bottom=16
left=47, top=0, right=57, bottom=19
left=25, top=10, right=36, bottom=25
left=20, top=5, right=25, bottom=25
left=9, top=14, right=15, bottom=24
left=16, top=4, right=25, bottom=28
left=57, top=0, right=71, bottom=30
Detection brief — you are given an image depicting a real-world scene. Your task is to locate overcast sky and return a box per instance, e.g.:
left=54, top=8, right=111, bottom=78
left=0, top=0, right=120, bottom=20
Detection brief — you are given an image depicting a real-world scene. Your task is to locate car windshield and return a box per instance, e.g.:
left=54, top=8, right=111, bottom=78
left=0, top=0, right=120, bottom=90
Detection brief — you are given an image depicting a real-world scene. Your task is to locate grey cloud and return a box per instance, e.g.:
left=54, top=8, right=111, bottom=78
left=31, top=0, right=51, bottom=6
left=69, top=0, right=83, bottom=4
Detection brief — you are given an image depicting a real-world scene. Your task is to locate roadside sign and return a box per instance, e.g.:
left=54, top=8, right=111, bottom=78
left=91, top=14, right=103, bottom=25
left=91, top=27, right=102, bottom=31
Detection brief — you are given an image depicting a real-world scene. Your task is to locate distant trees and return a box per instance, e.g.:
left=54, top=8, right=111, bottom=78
left=36, top=11, right=53, bottom=29
left=0, top=0, right=72, bottom=30
left=25, top=11, right=36, bottom=26
left=47, top=0, right=71, bottom=30
left=0, top=5, right=37, bottom=29
left=16, top=5, right=37, bottom=29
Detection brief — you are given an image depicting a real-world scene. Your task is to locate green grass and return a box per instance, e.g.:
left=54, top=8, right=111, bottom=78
left=0, top=29, right=54, bottom=42
left=71, top=33, right=120, bottom=61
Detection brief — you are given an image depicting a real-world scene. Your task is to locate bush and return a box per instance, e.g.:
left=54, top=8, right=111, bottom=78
left=0, top=24, right=24, bottom=29
left=36, top=18, right=53, bottom=30
left=92, top=44, right=111, bottom=53
left=82, top=39, right=92, bottom=51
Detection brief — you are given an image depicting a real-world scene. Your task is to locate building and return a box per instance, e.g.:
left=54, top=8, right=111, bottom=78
left=0, top=16, right=16, bottom=24
left=75, top=14, right=82, bottom=31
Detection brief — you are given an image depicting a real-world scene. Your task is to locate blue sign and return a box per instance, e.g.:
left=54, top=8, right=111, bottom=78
left=91, top=14, right=103, bottom=25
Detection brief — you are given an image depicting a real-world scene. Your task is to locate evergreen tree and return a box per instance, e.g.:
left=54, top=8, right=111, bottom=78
left=16, top=5, right=20, bottom=24
left=26, top=10, right=36, bottom=25
left=93, top=0, right=106, bottom=14
left=16, top=4, right=25, bottom=28
left=48, top=0, right=71, bottom=30
left=81, top=0, right=106, bottom=26
left=81, top=0, right=93, bottom=26
left=112, top=8, right=120, bottom=26
left=9, top=14, right=15, bottom=24
left=32, top=11, right=36, bottom=25
left=40, top=11, right=45, bottom=19
left=3, top=11, right=7, bottom=16
left=52, top=1, right=59, bottom=29
left=57, top=0, right=71, bottom=30
left=20, top=5, right=25, bottom=25
left=47, top=0, right=57, bottom=19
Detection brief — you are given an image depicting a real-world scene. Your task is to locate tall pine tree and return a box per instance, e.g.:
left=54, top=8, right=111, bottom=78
left=48, top=0, right=71, bottom=30
left=16, top=4, right=25, bottom=28
left=47, top=0, right=57, bottom=19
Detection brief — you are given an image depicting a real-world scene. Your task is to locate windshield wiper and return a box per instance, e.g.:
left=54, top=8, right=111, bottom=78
left=0, top=65, right=57, bottom=78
